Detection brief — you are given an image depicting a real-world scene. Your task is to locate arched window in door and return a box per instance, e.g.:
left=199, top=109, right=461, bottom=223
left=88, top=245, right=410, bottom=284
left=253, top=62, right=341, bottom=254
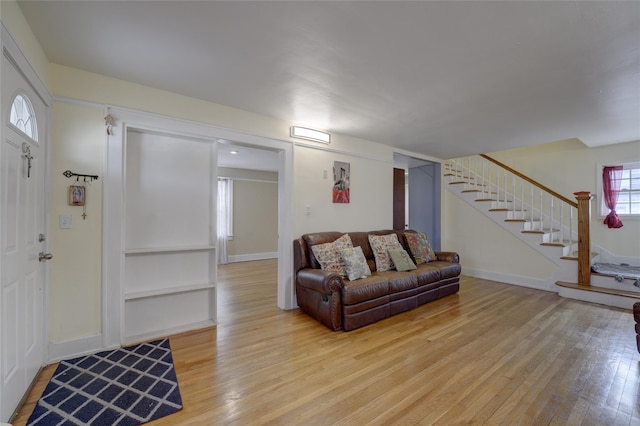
left=9, top=93, right=38, bottom=141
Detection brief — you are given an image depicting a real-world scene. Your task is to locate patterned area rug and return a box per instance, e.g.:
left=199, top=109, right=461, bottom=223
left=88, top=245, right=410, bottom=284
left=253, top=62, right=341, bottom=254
left=27, top=339, right=183, bottom=425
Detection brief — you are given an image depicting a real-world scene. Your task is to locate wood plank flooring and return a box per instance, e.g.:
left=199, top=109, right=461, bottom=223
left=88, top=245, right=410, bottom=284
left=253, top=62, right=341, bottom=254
left=12, top=259, right=640, bottom=425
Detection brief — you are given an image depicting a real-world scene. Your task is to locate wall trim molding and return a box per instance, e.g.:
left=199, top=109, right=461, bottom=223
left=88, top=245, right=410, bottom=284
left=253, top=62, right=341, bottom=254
left=228, top=252, right=278, bottom=263
left=48, top=334, right=112, bottom=363
left=293, top=140, right=393, bottom=165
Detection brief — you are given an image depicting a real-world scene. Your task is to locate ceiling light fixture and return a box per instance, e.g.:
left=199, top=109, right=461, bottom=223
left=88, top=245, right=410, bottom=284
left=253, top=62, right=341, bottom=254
left=230, top=150, right=238, bottom=155
left=290, top=126, right=331, bottom=144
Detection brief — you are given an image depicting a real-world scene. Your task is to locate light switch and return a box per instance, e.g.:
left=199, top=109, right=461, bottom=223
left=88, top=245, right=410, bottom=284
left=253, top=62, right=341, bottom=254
left=59, top=214, right=72, bottom=229
left=305, top=205, right=311, bottom=216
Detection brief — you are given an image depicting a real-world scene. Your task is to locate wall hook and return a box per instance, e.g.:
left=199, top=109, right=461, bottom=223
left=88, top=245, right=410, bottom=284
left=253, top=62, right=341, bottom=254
left=63, top=170, right=99, bottom=182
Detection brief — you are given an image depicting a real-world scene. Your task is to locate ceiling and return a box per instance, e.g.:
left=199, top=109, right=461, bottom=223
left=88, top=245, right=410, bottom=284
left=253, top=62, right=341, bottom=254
left=17, top=1, right=640, bottom=160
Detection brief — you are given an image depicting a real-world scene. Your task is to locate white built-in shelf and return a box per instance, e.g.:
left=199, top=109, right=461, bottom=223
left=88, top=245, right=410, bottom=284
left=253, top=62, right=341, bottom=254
left=125, top=282, right=216, bottom=301
left=124, top=245, right=216, bottom=255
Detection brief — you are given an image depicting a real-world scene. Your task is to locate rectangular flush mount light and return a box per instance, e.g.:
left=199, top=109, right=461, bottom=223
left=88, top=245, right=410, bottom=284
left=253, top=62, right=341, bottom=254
left=290, top=126, right=331, bottom=144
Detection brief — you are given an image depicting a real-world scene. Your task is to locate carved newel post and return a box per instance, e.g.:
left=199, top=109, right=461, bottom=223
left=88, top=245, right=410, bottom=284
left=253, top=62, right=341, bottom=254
left=574, top=191, right=594, bottom=286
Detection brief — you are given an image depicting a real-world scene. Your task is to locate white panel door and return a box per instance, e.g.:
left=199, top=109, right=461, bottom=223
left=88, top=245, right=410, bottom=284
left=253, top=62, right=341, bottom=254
left=1, top=51, right=47, bottom=421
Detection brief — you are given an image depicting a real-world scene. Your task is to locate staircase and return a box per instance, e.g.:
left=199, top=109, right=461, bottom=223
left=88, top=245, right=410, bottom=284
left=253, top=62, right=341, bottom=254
left=445, top=155, right=639, bottom=310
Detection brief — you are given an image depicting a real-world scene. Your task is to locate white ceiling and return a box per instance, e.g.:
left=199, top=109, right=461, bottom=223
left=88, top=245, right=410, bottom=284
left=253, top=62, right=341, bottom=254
left=17, top=1, right=640, bottom=159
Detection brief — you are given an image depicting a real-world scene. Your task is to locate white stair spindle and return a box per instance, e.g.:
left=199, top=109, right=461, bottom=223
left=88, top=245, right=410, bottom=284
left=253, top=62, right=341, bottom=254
left=512, top=173, right=516, bottom=212
left=497, top=168, right=501, bottom=204
left=539, top=190, right=544, bottom=231
left=521, top=178, right=525, bottom=214
left=481, top=158, right=486, bottom=199
left=549, top=195, right=553, bottom=236
left=504, top=172, right=508, bottom=208
left=530, top=184, right=534, bottom=223
left=569, top=207, right=574, bottom=254
left=559, top=202, right=564, bottom=244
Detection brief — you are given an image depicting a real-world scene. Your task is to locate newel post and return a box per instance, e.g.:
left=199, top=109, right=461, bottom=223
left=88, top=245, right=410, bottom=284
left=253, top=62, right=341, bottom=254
left=574, top=191, right=594, bottom=286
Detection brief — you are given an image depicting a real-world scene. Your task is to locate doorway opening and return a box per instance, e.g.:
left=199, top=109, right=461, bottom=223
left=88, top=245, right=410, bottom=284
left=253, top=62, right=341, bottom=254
left=393, top=153, right=442, bottom=250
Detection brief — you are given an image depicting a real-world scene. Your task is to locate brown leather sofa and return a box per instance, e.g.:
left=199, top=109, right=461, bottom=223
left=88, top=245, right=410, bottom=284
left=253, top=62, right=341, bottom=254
left=293, top=229, right=461, bottom=331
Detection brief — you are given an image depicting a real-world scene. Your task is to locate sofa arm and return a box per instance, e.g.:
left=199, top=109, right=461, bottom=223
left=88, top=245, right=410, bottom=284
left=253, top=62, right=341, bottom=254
left=435, top=251, right=459, bottom=263
left=297, top=268, right=344, bottom=294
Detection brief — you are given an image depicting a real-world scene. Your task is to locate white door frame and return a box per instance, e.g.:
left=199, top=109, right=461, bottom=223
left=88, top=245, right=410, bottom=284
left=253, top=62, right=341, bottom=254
left=103, top=107, right=294, bottom=348
left=0, top=23, right=52, bottom=421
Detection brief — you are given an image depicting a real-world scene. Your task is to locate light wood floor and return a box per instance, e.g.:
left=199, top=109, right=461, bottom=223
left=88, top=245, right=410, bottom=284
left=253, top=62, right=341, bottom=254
left=13, top=259, right=640, bottom=425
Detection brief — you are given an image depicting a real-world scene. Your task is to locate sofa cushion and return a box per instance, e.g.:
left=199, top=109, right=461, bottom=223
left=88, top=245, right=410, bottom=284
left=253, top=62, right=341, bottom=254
left=389, top=249, right=417, bottom=271
left=415, top=263, right=441, bottom=286
left=342, top=275, right=389, bottom=305
left=428, top=261, right=462, bottom=279
left=377, top=270, right=418, bottom=294
left=369, top=233, right=404, bottom=272
left=405, top=231, right=436, bottom=264
left=311, top=233, right=353, bottom=276
left=339, top=246, right=372, bottom=281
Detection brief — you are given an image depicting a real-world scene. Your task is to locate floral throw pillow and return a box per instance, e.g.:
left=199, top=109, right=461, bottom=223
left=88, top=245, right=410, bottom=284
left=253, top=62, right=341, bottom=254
left=368, top=233, right=404, bottom=272
left=405, top=232, right=436, bottom=264
left=389, top=249, right=417, bottom=271
left=311, top=233, right=353, bottom=276
left=339, top=246, right=372, bottom=281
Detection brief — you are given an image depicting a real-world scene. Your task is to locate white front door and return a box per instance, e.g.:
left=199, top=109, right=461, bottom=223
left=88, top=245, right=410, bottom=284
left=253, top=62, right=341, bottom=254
left=0, top=49, right=48, bottom=421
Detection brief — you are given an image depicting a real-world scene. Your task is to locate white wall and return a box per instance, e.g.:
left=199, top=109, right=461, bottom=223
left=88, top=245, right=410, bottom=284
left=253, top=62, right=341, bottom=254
left=230, top=180, right=278, bottom=259
left=443, top=190, right=558, bottom=281
left=294, top=145, right=394, bottom=236
left=48, top=102, right=103, bottom=342
left=218, top=167, right=278, bottom=260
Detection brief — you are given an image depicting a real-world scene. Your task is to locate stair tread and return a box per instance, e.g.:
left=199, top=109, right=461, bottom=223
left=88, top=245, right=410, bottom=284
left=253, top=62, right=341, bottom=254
left=560, top=252, right=599, bottom=261
left=505, top=219, right=526, bottom=222
left=489, top=208, right=510, bottom=212
left=540, top=241, right=572, bottom=247
left=556, top=281, right=640, bottom=299
left=522, top=228, right=560, bottom=234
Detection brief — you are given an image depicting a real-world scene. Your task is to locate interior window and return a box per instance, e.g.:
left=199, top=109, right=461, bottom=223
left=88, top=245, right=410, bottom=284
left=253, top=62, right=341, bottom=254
left=600, top=163, right=640, bottom=217
left=9, top=93, right=38, bottom=141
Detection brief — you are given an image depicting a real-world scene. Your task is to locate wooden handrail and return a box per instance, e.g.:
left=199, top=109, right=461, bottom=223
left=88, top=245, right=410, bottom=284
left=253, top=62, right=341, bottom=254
left=480, top=154, right=578, bottom=208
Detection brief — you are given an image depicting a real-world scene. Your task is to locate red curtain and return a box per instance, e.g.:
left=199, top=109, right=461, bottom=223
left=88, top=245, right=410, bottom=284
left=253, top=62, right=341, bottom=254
left=602, top=166, right=624, bottom=229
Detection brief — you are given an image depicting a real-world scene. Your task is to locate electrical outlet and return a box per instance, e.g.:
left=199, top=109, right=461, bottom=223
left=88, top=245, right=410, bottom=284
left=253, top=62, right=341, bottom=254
left=305, top=205, right=311, bottom=216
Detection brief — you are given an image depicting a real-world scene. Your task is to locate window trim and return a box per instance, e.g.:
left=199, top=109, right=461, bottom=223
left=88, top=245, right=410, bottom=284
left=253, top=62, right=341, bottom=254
left=597, top=162, right=640, bottom=220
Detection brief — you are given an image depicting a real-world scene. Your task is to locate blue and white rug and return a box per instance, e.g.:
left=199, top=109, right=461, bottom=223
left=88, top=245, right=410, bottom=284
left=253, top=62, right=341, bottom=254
left=27, top=338, right=183, bottom=426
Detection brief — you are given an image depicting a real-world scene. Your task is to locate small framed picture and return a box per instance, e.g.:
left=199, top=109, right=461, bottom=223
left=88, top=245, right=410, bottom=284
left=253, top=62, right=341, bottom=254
left=69, top=185, right=85, bottom=206
left=332, top=161, right=350, bottom=203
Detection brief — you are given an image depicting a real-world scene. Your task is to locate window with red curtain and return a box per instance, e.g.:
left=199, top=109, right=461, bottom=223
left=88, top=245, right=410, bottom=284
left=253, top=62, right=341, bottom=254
left=602, top=165, right=624, bottom=228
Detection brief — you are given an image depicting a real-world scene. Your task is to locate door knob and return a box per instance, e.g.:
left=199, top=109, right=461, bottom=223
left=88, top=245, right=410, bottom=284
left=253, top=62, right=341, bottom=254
left=39, top=252, right=53, bottom=262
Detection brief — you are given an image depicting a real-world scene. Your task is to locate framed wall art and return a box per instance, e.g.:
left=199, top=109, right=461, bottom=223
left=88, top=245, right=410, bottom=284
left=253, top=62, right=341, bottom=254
left=69, top=185, right=86, bottom=206
left=333, top=161, right=350, bottom=203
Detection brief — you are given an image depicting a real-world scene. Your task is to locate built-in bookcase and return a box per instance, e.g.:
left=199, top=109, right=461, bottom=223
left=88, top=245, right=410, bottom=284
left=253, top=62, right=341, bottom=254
left=123, top=128, right=216, bottom=343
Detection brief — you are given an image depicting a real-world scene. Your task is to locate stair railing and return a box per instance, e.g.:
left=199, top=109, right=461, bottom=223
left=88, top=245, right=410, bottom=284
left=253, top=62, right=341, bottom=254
left=446, top=155, right=592, bottom=285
